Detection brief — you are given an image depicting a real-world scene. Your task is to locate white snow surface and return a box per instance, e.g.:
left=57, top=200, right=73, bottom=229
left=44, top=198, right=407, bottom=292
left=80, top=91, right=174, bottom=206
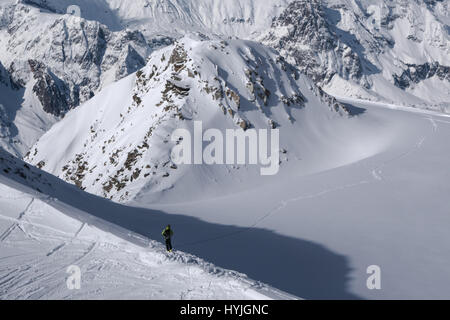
left=5, top=96, right=450, bottom=299
left=0, top=150, right=296, bottom=300
left=138, top=99, right=450, bottom=299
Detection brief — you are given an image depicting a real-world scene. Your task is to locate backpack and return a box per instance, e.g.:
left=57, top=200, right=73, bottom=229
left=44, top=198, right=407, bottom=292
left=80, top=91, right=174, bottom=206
left=163, top=228, right=171, bottom=239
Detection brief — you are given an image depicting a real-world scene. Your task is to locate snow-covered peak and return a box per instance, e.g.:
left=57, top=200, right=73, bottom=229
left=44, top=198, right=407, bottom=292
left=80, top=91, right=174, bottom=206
left=260, top=0, right=450, bottom=111
left=2, top=0, right=449, bottom=160
left=25, top=36, right=357, bottom=203
left=20, top=0, right=292, bottom=38
left=0, top=1, right=163, bottom=156
left=0, top=2, right=154, bottom=107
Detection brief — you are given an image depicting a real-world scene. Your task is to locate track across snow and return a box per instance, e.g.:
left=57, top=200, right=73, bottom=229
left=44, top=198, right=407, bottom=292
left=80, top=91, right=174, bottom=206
left=0, top=176, right=296, bottom=300
left=140, top=99, right=450, bottom=299
left=2, top=98, right=450, bottom=299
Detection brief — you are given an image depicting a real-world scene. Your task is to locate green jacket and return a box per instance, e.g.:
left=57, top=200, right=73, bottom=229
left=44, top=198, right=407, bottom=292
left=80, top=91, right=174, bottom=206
left=162, top=227, right=173, bottom=239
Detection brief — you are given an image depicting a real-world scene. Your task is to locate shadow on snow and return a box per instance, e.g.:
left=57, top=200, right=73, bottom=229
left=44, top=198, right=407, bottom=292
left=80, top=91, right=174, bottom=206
left=0, top=149, right=361, bottom=299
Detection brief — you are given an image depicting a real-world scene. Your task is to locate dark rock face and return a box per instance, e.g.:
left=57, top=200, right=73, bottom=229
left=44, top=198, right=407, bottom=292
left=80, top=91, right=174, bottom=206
left=20, top=0, right=58, bottom=13
left=423, top=0, right=445, bottom=8
left=1, top=2, right=155, bottom=118
left=0, top=60, right=23, bottom=149
left=118, top=45, right=147, bottom=80
left=272, top=0, right=334, bottom=51
left=29, top=60, right=72, bottom=117
left=262, top=0, right=366, bottom=86
left=393, top=62, right=450, bottom=89
left=0, top=61, right=9, bottom=87
left=0, top=60, right=22, bottom=90
left=261, top=0, right=448, bottom=108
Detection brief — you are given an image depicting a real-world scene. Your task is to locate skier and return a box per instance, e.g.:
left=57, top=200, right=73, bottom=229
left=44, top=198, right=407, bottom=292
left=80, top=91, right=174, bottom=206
left=162, top=224, right=174, bottom=252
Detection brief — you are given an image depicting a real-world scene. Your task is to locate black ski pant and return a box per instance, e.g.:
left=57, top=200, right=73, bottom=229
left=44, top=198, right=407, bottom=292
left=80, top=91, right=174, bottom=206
left=165, top=238, right=172, bottom=251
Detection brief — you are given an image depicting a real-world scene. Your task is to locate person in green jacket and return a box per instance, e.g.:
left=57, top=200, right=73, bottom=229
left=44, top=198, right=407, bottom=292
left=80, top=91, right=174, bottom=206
left=162, top=225, right=174, bottom=252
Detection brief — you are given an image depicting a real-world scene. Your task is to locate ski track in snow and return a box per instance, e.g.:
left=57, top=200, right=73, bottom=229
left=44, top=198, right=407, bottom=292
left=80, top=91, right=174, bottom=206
left=1, top=98, right=450, bottom=299
left=181, top=110, right=448, bottom=249
left=150, top=109, right=449, bottom=253
left=176, top=114, right=443, bottom=246
left=369, top=115, right=439, bottom=182
left=0, top=187, right=293, bottom=299
left=251, top=114, right=442, bottom=229
left=0, top=198, right=34, bottom=242
left=173, top=179, right=374, bottom=249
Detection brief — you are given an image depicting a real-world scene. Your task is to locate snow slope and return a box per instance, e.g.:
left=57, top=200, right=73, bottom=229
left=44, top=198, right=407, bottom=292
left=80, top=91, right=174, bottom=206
left=26, top=35, right=352, bottom=202
left=136, top=99, right=450, bottom=299
left=17, top=97, right=450, bottom=299
left=0, top=148, right=296, bottom=300
left=23, top=35, right=450, bottom=299
left=2, top=0, right=450, bottom=301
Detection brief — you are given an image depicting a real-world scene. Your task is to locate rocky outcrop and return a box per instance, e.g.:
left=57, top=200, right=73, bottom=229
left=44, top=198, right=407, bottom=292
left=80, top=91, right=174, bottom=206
left=0, top=3, right=156, bottom=117
left=261, top=0, right=366, bottom=87
left=28, top=60, right=73, bottom=116
left=259, top=0, right=449, bottom=110
left=393, top=62, right=450, bottom=89
left=0, top=60, right=21, bottom=90
left=0, top=61, right=10, bottom=87
left=26, top=36, right=350, bottom=202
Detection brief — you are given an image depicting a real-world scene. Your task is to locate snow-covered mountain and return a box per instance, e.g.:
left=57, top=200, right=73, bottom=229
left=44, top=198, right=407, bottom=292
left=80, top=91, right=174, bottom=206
left=0, top=1, right=167, bottom=156
left=2, top=0, right=450, bottom=301
left=1, top=0, right=449, bottom=157
left=25, top=35, right=353, bottom=202
left=19, top=0, right=290, bottom=38
left=260, top=0, right=450, bottom=111
left=19, top=0, right=448, bottom=112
